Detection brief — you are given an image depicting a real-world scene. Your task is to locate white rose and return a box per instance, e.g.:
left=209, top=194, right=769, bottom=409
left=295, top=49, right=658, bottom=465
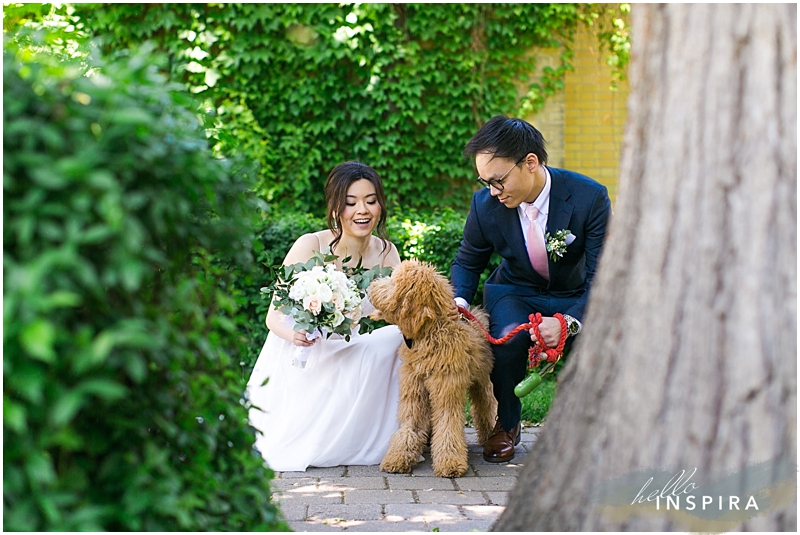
left=317, top=282, right=333, bottom=302
left=331, top=309, right=345, bottom=327
left=288, top=284, right=305, bottom=300
left=330, top=271, right=349, bottom=290
left=305, top=278, right=324, bottom=297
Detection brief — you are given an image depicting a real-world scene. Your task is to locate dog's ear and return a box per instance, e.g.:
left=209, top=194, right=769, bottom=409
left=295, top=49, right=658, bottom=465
left=396, top=302, right=435, bottom=340
left=367, top=276, right=394, bottom=319
left=391, top=259, right=453, bottom=338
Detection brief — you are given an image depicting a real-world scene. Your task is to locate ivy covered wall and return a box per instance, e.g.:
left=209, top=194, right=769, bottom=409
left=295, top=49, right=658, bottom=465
left=70, top=3, right=606, bottom=213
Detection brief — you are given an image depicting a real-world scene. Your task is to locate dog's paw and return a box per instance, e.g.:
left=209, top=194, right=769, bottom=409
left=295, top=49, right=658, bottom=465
left=380, top=456, right=412, bottom=474
left=432, top=459, right=469, bottom=478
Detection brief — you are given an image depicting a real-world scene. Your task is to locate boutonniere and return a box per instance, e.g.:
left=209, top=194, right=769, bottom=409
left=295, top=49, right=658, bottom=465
left=544, top=229, right=576, bottom=262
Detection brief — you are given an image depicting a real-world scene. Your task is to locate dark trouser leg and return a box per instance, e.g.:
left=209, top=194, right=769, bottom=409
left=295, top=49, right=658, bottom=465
left=488, top=297, right=541, bottom=432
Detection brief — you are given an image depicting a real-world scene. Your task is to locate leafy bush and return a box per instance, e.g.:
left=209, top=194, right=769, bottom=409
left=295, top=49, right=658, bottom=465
left=3, top=42, right=287, bottom=531
left=388, top=208, right=502, bottom=290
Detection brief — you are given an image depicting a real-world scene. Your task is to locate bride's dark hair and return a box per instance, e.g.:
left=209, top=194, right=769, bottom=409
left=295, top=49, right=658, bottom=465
left=325, top=161, right=390, bottom=254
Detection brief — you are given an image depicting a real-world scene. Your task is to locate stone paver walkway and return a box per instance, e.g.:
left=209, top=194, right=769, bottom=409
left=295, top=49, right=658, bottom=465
left=271, top=426, right=540, bottom=532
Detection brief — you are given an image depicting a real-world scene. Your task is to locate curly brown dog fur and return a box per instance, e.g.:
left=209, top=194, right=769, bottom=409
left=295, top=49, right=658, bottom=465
left=369, top=259, right=497, bottom=478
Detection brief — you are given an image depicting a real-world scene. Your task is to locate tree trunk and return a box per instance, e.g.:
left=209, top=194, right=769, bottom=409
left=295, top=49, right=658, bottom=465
left=495, top=4, right=796, bottom=532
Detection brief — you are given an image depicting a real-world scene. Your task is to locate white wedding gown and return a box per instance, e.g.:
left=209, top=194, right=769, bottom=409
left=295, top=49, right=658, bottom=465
left=246, top=299, right=403, bottom=472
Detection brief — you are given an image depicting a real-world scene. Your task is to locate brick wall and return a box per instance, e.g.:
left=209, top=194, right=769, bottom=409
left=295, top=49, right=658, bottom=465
left=519, top=49, right=566, bottom=170
left=563, top=23, right=629, bottom=202
left=524, top=24, right=629, bottom=203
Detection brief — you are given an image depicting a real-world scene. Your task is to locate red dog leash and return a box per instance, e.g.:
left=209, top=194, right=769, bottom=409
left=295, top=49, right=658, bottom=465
left=456, top=306, right=567, bottom=367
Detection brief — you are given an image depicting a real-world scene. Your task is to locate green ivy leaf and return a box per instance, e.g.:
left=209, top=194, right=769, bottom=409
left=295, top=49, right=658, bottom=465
left=50, top=390, right=85, bottom=427
left=3, top=396, right=27, bottom=433
left=76, top=379, right=128, bottom=401
left=19, top=319, right=56, bottom=363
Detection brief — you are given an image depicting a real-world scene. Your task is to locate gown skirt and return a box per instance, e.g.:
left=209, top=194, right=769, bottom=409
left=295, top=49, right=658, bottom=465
left=246, top=320, right=403, bottom=472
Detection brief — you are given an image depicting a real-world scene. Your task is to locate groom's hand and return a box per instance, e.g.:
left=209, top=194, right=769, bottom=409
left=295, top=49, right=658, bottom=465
left=530, top=317, right=562, bottom=348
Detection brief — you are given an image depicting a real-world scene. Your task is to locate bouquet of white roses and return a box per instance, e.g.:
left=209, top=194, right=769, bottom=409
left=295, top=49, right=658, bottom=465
left=262, top=250, right=391, bottom=367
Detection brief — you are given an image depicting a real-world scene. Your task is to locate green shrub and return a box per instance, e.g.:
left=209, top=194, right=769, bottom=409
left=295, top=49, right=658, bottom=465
left=520, top=377, right=558, bottom=425
left=388, top=208, right=502, bottom=299
left=3, top=43, right=287, bottom=531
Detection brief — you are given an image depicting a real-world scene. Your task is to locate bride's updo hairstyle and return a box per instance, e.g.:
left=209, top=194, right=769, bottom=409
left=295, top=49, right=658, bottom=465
left=325, top=161, right=390, bottom=254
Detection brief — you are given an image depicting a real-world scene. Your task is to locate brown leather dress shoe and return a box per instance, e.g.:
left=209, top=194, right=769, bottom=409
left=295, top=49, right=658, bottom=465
left=482, top=422, right=521, bottom=463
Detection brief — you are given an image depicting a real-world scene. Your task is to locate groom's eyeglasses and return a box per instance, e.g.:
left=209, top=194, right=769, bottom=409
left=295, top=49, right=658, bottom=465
left=475, top=156, right=526, bottom=191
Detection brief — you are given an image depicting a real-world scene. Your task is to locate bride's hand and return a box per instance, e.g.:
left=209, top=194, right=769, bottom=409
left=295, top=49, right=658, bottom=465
left=292, top=330, right=316, bottom=347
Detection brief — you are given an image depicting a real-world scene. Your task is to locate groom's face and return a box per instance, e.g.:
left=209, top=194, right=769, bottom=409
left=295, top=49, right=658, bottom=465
left=475, top=152, right=539, bottom=209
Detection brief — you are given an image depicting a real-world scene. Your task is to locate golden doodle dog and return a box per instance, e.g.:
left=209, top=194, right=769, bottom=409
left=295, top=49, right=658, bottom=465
left=369, top=259, right=497, bottom=478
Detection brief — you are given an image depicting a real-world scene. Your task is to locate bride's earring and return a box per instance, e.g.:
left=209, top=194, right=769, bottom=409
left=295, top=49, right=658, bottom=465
left=333, top=218, right=338, bottom=230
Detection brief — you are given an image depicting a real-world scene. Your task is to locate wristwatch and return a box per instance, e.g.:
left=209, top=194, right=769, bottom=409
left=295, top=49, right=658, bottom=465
left=563, top=314, right=581, bottom=336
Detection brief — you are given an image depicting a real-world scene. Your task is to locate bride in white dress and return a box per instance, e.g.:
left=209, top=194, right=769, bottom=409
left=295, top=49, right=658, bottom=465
left=246, top=162, right=404, bottom=472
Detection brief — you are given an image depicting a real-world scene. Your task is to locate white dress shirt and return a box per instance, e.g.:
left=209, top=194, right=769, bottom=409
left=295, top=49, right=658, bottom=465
left=517, top=166, right=552, bottom=247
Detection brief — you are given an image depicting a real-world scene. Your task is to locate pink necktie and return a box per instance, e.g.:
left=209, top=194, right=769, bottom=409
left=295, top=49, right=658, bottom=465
left=525, top=205, right=549, bottom=280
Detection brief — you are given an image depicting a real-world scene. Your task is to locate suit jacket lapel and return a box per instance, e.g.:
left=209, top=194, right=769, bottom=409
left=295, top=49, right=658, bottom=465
left=488, top=198, right=522, bottom=253
left=545, top=167, right=574, bottom=285
left=546, top=167, right=574, bottom=238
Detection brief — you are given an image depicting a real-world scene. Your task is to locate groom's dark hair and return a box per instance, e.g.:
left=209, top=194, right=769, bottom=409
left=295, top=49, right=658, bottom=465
left=463, top=115, right=548, bottom=165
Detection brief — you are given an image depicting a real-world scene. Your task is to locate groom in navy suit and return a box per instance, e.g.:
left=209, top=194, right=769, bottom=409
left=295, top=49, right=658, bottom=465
left=451, top=115, right=612, bottom=463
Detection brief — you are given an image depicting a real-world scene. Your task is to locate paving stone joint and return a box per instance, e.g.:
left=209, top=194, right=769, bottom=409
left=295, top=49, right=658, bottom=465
left=271, top=426, right=541, bottom=532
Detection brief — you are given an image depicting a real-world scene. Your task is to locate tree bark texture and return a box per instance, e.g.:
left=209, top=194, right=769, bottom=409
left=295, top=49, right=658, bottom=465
left=495, top=4, right=796, bottom=532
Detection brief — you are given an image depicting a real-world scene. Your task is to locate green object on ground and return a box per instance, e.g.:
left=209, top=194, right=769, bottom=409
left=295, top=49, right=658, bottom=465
left=515, top=372, right=544, bottom=398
